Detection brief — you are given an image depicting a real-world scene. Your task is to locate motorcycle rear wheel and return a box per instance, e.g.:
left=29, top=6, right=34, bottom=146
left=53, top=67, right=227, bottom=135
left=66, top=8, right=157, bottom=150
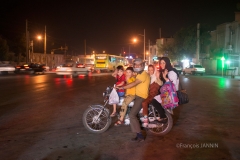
left=147, top=110, right=173, bottom=136
left=82, top=106, right=111, bottom=133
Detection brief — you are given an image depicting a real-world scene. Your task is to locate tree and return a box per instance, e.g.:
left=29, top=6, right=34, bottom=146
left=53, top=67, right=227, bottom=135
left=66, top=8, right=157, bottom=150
left=158, top=24, right=211, bottom=61
left=8, top=33, right=26, bottom=63
left=0, top=36, right=9, bottom=61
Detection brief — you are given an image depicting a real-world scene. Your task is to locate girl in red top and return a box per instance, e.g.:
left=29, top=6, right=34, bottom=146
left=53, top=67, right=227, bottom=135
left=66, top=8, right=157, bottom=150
left=110, top=65, right=126, bottom=117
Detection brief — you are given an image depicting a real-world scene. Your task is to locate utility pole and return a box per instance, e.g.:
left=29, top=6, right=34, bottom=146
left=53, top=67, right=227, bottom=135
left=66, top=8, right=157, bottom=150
left=196, top=23, right=200, bottom=64
left=129, top=45, right=130, bottom=58
left=144, top=29, right=145, bottom=61
left=148, top=39, right=150, bottom=64
left=84, top=40, right=86, bottom=64
left=44, top=25, right=47, bottom=65
left=26, top=20, right=29, bottom=63
left=159, top=28, right=161, bottom=39
left=64, top=43, right=67, bottom=59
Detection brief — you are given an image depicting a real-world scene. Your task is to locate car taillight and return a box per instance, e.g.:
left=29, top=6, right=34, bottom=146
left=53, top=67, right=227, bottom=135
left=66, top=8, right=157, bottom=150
left=16, top=66, right=21, bottom=68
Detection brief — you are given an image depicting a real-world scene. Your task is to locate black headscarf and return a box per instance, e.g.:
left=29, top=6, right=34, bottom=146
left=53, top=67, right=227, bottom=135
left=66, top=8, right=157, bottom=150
left=159, top=57, right=179, bottom=83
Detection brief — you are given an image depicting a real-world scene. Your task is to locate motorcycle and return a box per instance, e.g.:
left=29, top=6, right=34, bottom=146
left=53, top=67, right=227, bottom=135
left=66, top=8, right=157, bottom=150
left=82, top=86, right=173, bottom=136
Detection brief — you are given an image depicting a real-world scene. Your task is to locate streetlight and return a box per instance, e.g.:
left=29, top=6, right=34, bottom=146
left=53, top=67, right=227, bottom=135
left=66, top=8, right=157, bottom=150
left=128, top=38, right=137, bottom=59
left=146, top=51, right=150, bottom=65
left=37, top=25, right=47, bottom=64
left=138, top=29, right=145, bottom=61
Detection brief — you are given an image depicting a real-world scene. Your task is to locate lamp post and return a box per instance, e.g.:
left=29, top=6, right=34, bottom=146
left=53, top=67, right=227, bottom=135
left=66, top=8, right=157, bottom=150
left=221, top=56, right=225, bottom=77
left=44, top=25, right=46, bottom=65
left=30, top=40, right=33, bottom=63
left=138, top=29, right=145, bottom=60
left=37, top=25, right=47, bottom=64
left=128, top=38, right=137, bottom=59
left=37, top=27, right=47, bottom=64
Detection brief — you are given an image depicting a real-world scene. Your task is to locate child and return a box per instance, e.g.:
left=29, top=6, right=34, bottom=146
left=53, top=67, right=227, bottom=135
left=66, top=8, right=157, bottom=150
left=114, top=67, right=136, bottom=126
left=141, top=64, right=163, bottom=127
left=110, top=65, right=126, bottom=117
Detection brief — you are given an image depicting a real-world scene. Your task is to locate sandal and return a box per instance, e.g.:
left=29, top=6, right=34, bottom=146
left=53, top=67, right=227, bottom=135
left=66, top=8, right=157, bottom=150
left=114, top=120, right=124, bottom=126
left=110, top=112, right=117, bottom=117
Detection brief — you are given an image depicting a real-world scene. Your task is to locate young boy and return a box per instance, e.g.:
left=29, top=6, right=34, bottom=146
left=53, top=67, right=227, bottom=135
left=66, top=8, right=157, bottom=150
left=114, top=67, right=136, bottom=126
left=110, top=65, right=126, bottom=117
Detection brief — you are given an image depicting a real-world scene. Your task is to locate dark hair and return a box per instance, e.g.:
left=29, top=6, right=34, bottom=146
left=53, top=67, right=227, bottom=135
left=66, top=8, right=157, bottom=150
left=117, top=65, right=124, bottom=71
left=148, top=64, right=155, bottom=70
left=159, top=57, right=179, bottom=83
left=160, top=57, right=173, bottom=72
left=126, top=67, right=134, bottom=72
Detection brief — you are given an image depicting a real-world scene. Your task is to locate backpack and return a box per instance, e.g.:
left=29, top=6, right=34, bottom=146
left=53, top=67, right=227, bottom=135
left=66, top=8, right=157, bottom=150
left=160, top=80, right=179, bottom=109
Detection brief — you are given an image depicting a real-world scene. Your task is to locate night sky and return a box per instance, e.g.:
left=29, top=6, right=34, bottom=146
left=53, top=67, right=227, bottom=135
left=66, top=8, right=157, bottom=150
left=0, top=0, right=239, bottom=56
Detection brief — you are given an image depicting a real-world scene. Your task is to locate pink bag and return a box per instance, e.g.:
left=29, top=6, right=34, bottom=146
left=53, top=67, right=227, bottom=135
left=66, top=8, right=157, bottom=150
left=160, top=81, right=179, bottom=109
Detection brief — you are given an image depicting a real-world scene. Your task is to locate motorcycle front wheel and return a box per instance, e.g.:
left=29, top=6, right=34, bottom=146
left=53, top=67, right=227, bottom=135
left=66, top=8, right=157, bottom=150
left=82, top=106, right=111, bottom=133
left=147, top=109, right=173, bottom=136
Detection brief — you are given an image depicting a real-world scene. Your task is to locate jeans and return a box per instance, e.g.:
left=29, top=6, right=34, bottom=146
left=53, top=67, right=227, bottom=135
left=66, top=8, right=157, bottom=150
left=117, top=92, right=125, bottom=97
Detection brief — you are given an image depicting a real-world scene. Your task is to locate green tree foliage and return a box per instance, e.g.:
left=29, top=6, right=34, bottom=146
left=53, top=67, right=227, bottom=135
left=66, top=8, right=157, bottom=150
left=0, top=36, right=9, bottom=61
left=158, top=24, right=211, bottom=61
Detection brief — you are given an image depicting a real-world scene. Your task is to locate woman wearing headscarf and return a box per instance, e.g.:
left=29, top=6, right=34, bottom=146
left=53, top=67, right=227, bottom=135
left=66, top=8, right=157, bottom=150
left=152, top=57, right=179, bottom=121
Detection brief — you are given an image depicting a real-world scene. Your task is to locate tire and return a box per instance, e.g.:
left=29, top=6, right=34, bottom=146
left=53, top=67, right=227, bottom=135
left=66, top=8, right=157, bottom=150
left=29, top=70, right=35, bottom=74
left=191, top=71, right=195, bottom=75
left=82, top=106, right=112, bottom=133
left=183, top=71, right=186, bottom=75
left=14, top=71, right=19, bottom=74
left=72, top=71, right=78, bottom=77
left=1, top=71, right=8, bottom=75
left=147, top=108, right=173, bottom=136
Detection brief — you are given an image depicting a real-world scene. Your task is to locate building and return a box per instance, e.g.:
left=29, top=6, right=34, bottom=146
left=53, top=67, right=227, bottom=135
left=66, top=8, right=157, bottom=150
left=147, top=38, right=174, bottom=65
left=206, top=12, right=240, bottom=75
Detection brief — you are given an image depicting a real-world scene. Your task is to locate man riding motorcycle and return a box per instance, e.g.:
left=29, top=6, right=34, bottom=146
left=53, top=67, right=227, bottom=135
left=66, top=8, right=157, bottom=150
left=117, top=58, right=150, bottom=142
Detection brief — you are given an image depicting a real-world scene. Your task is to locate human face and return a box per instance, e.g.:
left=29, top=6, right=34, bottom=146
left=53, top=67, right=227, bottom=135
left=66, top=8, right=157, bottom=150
left=148, top=66, right=154, bottom=75
left=160, top=60, right=166, bottom=70
left=126, top=70, right=133, bottom=77
left=133, top=62, right=143, bottom=72
left=117, top=69, right=124, bottom=76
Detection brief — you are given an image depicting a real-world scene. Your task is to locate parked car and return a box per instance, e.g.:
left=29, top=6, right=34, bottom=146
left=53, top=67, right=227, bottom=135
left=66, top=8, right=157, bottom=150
left=183, top=64, right=205, bottom=76
left=173, top=64, right=183, bottom=74
left=15, top=63, right=47, bottom=74
left=56, top=63, right=90, bottom=77
left=0, top=64, right=15, bottom=74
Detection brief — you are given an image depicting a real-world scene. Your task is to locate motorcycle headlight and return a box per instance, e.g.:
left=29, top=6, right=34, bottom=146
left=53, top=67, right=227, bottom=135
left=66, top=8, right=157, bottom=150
left=103, top=92, right=106, bottom=97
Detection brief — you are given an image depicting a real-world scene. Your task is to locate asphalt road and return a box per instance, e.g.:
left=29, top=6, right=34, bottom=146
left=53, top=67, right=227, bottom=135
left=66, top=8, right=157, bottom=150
left=0, top=73, right=240, bottom=160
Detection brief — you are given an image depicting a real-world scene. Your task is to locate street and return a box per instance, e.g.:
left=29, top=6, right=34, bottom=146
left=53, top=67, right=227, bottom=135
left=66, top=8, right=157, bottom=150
left=0, top=73, right=240, bottom=160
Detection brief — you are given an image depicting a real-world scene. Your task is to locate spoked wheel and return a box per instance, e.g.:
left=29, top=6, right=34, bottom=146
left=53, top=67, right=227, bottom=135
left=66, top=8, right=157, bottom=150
left=147, top=107, right=173, bottom=136
left=82, top=106, right=111, bottom=133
